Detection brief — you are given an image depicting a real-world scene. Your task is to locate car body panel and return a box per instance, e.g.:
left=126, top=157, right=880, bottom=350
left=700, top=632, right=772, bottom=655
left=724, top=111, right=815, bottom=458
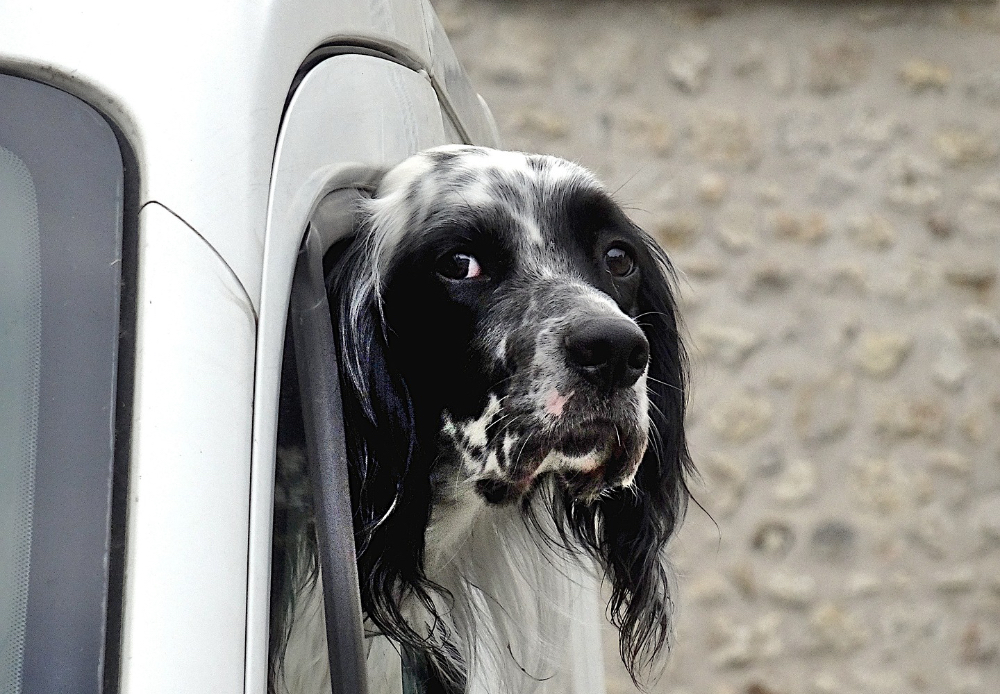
left=0, top=0, right=498, bottom=311
left=121, top=202, right=257, bottom=694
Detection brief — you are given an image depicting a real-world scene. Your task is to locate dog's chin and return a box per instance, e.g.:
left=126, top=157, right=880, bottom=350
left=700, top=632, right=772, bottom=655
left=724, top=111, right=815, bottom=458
left=474, top=420, right=646, bottom=506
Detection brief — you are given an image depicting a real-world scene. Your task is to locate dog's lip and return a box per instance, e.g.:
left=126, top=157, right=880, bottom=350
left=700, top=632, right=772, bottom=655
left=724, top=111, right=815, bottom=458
left=514, top=417, right=632, bottom=474
left=549, top=418, right=622, bottom=456
left=474, top=417, right=638, bottom=505
left=517, top=418, right=620, bottom=475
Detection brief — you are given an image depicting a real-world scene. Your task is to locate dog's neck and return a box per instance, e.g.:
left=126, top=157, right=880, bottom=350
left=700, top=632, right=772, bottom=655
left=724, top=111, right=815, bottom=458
left=414, top=474, right=608, bottom=694
left=423, top=479, right=488, bottom=575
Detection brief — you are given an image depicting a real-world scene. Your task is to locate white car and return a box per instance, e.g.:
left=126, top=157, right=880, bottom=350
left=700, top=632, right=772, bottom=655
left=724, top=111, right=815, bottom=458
left=0, top=2, right=498, bottom=692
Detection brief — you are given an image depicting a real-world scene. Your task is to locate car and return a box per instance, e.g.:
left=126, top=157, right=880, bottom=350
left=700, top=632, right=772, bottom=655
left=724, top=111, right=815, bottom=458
left=0, top=2, right=499, bottom=692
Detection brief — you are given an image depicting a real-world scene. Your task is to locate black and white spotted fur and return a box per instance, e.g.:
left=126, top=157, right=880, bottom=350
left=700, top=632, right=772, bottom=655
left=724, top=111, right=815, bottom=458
left=271, top=146, right=692, bottom=694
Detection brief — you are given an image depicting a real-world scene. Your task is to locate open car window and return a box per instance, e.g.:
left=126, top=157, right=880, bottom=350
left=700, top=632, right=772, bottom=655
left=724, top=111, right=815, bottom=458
left=271, top=188, right=374, bottom=694
left=272, top=185, right=443, bottom=694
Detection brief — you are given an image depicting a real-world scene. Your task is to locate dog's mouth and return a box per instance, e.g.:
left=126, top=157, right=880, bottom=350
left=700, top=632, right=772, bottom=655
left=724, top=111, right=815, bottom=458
left=474, top=418, right=644, bottom=506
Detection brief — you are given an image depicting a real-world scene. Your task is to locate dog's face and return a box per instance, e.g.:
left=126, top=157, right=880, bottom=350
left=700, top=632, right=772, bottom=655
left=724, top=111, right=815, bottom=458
left=365, top=146, right=657, bottom=505
left=331, top=145, right=690, bottom=683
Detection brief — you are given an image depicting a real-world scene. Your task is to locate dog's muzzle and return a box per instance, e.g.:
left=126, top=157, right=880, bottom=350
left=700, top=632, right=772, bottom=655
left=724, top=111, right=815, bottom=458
left=465, top=310, right=651, bottom=506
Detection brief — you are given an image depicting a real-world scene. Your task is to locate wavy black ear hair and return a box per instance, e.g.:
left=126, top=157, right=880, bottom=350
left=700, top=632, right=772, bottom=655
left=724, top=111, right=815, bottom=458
left=564, top=229, right=692, bottom=687
left=324, top=234, right=456, bottom=675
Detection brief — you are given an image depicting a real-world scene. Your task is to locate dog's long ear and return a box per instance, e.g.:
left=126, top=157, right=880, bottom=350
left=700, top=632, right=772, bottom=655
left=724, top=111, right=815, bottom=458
left=593, top=232, right=692, bottom=685
left=326, top=231, right=436, bottom=645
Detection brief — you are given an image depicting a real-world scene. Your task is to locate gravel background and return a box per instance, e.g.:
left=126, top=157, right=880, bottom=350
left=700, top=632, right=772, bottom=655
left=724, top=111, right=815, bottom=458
left=432, top=1, right=1000, bottom=693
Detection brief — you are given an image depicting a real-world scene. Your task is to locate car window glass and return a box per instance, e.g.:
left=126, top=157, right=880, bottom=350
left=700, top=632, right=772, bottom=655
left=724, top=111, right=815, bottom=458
left=0, top=141, right=41, bottom=694
left=0, top=73, right=125, bottom=694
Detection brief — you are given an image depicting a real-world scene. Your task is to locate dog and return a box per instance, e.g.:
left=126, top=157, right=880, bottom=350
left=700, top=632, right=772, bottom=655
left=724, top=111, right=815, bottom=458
left=270, top=145, right=692, bottom=694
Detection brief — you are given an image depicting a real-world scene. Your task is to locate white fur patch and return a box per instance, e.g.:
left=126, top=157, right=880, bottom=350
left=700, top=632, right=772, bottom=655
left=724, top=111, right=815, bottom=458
left=459, top=394, right=501, bottom=449
left=421, top=491, right=610, bottom=694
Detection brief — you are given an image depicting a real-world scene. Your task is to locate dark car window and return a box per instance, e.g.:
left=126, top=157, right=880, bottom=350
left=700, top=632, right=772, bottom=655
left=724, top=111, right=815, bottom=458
left=0, top=73, right=127, bottom=694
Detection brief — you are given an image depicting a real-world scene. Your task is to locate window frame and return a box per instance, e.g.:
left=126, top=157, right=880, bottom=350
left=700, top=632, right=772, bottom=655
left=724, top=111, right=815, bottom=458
left=282, top=188, right=375, bottom=693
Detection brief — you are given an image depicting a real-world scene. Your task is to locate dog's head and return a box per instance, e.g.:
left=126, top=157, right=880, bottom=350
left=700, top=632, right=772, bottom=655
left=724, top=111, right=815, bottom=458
left=329, top=145, right=691, bottom=681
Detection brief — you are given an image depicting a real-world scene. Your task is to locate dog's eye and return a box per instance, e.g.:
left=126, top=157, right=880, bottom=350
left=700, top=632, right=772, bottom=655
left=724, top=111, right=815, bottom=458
left=604, top=246, right=635, bottom=278
left=438, top=252, right=483, bottom=280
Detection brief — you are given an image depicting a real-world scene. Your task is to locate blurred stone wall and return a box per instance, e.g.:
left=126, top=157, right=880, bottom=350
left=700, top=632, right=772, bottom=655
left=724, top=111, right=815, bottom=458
left=430, top=1, right=1000, bottom=693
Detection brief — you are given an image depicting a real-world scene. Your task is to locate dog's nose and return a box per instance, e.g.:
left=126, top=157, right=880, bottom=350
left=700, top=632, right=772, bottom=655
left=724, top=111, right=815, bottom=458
left=563, top=317, right=649, bottom=392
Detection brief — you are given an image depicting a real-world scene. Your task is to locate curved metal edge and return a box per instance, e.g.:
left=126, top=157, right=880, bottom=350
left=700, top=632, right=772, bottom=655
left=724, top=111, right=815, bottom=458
left=247, top=160, right=388, bottom=694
